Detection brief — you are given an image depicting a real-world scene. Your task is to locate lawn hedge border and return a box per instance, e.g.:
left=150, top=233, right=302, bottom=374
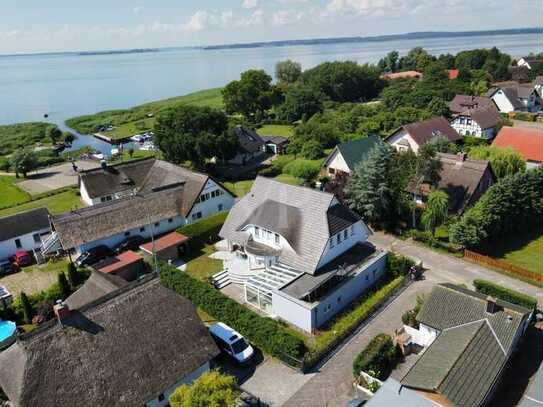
left=352, top=333, right=396, bottom=380
left=473, top=279, right=537, bottom=310
left=159, top=262, right=307, bottom=363
left=177, top=210, right=229, bottom=246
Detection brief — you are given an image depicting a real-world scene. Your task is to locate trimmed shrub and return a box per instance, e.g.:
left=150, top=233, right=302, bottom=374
left=159, top=262, right=306, bottom=362
left=352, top=333, right=396, bottom=380
left=178, top=211, right=229, bottom=246
left=386, top=252, right=415, bottom=278
left=473, top=279, right=537, bottom=310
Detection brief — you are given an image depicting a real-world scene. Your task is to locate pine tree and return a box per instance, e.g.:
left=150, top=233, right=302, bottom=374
left=58, top=273, right=71, bottom=299
left=67, top=262, right=79, bottom=289
left=20, top=292, right=33, bottom=324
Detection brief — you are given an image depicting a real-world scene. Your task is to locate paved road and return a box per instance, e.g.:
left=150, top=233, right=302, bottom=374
left=281, top=232, right=542, bottom=407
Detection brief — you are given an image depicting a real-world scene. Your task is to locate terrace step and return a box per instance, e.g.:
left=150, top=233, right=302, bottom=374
left=212, top=270, right=231, bottom=289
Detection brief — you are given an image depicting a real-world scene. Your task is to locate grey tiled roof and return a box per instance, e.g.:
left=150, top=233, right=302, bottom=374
left=219, top=176, right=365, bottom=275
left=402, top=284, right=531, bottom=407
left=0, top=276, right=219, bottom=407
left=234, top=125, right=265, bottom=154
left=0, top=208, right=50, bottom=242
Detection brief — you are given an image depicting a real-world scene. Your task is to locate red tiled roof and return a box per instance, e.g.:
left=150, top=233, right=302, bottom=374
left=492, top=126, right=543, bottom=162
left=447, top=69, right=459, bottom=80
left=140, top=232, right=189, bottom=253
left=381, top=70, right=422, bottom=80
left=97, top=251, right=143, bottom=274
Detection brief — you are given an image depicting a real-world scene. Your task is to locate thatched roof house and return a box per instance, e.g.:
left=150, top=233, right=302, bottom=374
left=0, top=276, right=219, bottom=407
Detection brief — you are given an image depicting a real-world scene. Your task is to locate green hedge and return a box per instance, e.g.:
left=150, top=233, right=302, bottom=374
left=514, top=112, right=537, bottom=122
left=352, top=333, right=396, bottom=380
left=386, top=252, right=415, bottom=278
left=159, top=262, right=306, bottom=362
left=178, top=211, right=229, bottom=246
left=473, top=279, right=537, bottom=310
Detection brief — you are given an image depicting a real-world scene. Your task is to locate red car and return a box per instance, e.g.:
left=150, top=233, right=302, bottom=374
left=14, top=251, right=32, bottom=267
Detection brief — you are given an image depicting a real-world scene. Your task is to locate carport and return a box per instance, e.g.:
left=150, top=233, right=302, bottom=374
left=94, top=250, right=144, bottom=282
left=139, top=232, right=189, bottom=262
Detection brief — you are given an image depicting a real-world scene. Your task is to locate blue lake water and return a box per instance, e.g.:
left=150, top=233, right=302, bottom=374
left=1, top=33, right=543, bottom=154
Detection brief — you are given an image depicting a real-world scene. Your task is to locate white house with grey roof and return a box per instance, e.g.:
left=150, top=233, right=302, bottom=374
left=401, top=284, right=532, bottom=407
left=218, top=177, right=387, bottom=333
left=0, top=208, right=51, bottom=260
left=43, top=158, right=234, bottom=255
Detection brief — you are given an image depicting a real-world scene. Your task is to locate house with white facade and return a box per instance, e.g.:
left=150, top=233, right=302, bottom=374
left=517, top=56, right=542, bottom=70
left=401, top=284, right=532, bottom=407
left=0, top=208, right=51, bottom=260
left=44, top=158, right=235, bottom=255
left=0, top=275, right=220, bottom=407
left=217, top=177, right=387, bottom=333
left=388, top=117, right=461, bottom=154
left=321, top=135, right=382, bottom=178
left=448, top=95, right=502, bottom=139
left=486, top=82, right=539, bottom=113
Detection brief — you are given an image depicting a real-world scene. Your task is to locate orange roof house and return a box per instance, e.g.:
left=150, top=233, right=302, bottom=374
left=447, top=69, right=459, bottom=80
left=492, top=126, right=543, bottom=167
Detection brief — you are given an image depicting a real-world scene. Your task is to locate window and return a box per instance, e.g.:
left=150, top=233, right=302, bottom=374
left=466, top=118, right=472, bottom=125
left=351, top=225, right=354, bottom=236
left=158, top=394, right=165, bottom=402
left=267, top=230, right=272, bottom=240
left=192, top=212, right=202, bottom=221
left=274, top=233, right=280, bottom=245
left=218, top=204, right=223, bottom=211
left=337, top=234, right=341, bottom=244
left=15, top=239, right=22, bottom=249
left=33, top=234, right=41, bottom=244
left=255, top=226, right=260, bottom=238
left=329, top=168, right=335, bottom=175
left=154, top=222, right=160, bottom=227
left=343, top=229, right=348, bottom=240
left=124, top=231, right=130, bottom=237
left=168, top=218, right=173, bottom=223
left=329, top=238, right=334, bottom=249
left=337, top=296, right=342, bottom=303
left=366, top=275, right=369, bottom=281
left=140, top=227, right=145, bottom=232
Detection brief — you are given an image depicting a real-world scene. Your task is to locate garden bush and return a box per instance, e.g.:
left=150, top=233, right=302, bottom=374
left=514, top=112, right=536, bottom=122
left=159, top=262, right=306, bottom=362
left=386, top=252, right=415, bottom=278
left=473, top=279, right=537, bottom=310
left=352, top=333, right=396, bottom=380
left=283, top=159, right=321, bottom=182
left=178, top=210, right=229, bottom=246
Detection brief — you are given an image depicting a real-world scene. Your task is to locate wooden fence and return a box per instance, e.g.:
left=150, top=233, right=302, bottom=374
left=464, top=250, right=543, bottom=283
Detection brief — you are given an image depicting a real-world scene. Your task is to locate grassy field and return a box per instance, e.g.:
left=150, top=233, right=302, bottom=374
left=0, top=176, right=29, bottom=208
left=66, top=88, right=224, bottom=135
left=257, top=124, right=295, bottom=138
left=480, top=226, right=543, bottom=274
left=0, top=189, right=83, bottom=217
left=0, top=122, right=53, bottom=157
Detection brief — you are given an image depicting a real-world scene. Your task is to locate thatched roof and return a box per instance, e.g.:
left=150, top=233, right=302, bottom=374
left=0, top=276, right=219, bottom=407
left=0, top=208, right=50, bottom=242
left=65, top=270, right=127, bottom=310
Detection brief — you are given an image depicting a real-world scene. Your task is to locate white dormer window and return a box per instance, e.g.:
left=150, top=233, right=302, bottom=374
left=255, top=226, right=260, bottom=238
left=274, top=233, right=280, bottom=245
left=267, top=230, right=272, bottom=240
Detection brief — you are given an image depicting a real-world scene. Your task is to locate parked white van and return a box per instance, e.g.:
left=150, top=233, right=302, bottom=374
left=208, top=322, right=254, bottom=364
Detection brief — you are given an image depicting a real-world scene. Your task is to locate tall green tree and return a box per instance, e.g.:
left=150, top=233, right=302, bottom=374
left=378, top=50, right=399, bottom=73
left=154, top=105, right=238, bottom=168
left=399, top=47, right=436, bottom=72
left=67, top=262, right=79, bottom=289
left=278, top=84, right=324, bottom=122
left=10, top=148, right=38, bottom=178
left=20, top=292, right=33, bottom=324
left=275, top=59, right=302, bottom=84
left=170, top=371, right=238, bottom=407
left=421, top=190, right=449, bottom=236
left=346, top=143, right=397, bottom=226
left=58, top=273, right=71, bottom=299
left=46, top=126, right=62, bottom=145
left=468, top=146, right=526, bottom=178
left=222, top=69, right=277, bottom=120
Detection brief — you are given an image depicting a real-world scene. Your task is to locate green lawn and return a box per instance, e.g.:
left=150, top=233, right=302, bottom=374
left=0, top=122, right=53, bottom=157
left=0, top=189, right=83, bottom=217
left=224, top=174, right=302, bottom=198
left=184, top=245, right=223, bottom=281
left=273, top=173, right=302, bottom=186
left=480, top=226, right=543, bottom=274
left=66, top=88, right=224, bottom=135
left=108, top=149, right=160, bottom=165
left=0, top=176, right=29, bottom=208
left=105, top=118, right=155, bottom=140
left=257, top=124, right=295, bottom=138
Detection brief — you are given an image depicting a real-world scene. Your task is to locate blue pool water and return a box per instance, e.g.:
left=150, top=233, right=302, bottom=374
left=0, top=320, right=16, bottom=341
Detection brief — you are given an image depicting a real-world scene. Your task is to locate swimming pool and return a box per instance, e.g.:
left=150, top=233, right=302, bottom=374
left=0, top=320, right=16, bottom=348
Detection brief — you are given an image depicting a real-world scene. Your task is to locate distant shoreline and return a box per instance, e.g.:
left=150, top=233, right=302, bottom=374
left=1, top=27, right=542, bottom=58
left=203, top=28, right=543, bottom=51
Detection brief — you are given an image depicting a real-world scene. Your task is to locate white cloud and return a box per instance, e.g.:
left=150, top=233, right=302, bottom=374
left=133, top=6, right=144, bottom=14
left=242, top=0, right=259, bottom=9
left=272, top=10, right=304, bottom=25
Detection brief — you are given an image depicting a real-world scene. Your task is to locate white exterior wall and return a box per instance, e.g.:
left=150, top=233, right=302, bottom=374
left=451, top=117, right=492, bottom=138
left=325, top=150, right=351, bottom=174
left=272, top=251, right=387, bottom=333
left=77, top=215, right=186, bottom=254
left=146, top=361, right=210, bottom=407
left=186, top=179, right=235, bottom=224
left=415, top=323, right=439, bottom=347
left=0, top=228, right=51, bottom=260
left=80, top=181, right=95, bottom=206
left=388, top=130, right=420, bottom=153
left=491, top=91, right=517, bottom=113
left=316, top=221, right=368, bottom=269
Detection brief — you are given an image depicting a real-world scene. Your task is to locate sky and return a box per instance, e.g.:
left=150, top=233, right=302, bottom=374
left=1, top=0, right=542, bottom=54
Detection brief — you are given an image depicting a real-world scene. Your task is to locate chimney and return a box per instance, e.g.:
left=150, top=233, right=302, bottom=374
left=486, top=296, right=497, bottom=314
left=54, top=300, right=71, bottom=323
